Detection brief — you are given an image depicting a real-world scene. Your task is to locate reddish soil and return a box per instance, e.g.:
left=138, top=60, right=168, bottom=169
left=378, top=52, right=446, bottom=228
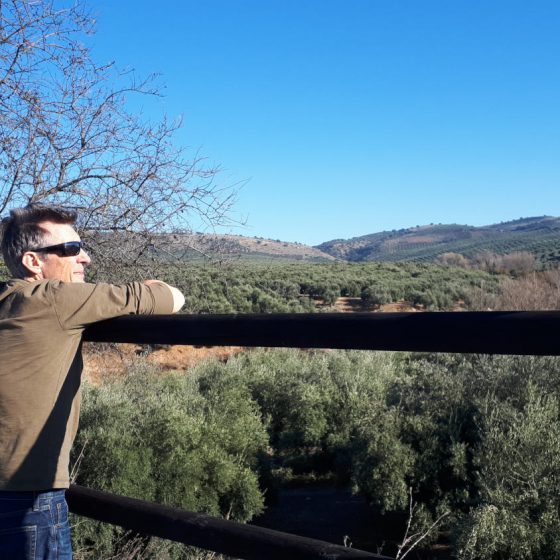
left=148, top=344, right=244, bottom=370
left=334, top=297, right=421, bottom=313
left=82, top=343, right=242, bottom=385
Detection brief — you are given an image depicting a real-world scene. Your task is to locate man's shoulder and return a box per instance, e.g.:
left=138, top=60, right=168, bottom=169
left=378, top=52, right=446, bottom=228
left=0, top=278, right=32, bottom=299
left=0, top=280, right=57, bottom=322
left=2, top=278, right=58, bottom=295
left=0, top=279, right=57, bottom=307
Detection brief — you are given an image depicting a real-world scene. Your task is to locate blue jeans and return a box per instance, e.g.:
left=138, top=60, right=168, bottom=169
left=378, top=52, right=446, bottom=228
left=0, top=490, right=72, bottom=559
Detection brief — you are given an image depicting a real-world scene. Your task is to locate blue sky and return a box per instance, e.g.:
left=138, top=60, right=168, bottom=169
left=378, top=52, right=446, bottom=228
left=91, top=0, right=560, bottom=245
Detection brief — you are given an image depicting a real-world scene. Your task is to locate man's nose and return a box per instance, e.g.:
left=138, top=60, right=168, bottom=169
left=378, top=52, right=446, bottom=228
left=78, top=249, right=91, bottom=265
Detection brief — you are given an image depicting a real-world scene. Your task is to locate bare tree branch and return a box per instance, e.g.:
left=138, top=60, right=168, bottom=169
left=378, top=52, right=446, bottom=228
left=395, top=488, right=450, bottom=560
left=0, top=0, right=236, bottom=278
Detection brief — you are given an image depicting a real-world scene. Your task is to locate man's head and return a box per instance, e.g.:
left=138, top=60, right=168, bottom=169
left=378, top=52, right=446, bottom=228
left=1, top=204, right=90, bottom=282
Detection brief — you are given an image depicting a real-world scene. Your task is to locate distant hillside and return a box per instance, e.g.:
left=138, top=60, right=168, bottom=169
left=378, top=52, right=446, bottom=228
left=316, top=216, right=560, bottom=264
left=160, top=233, right=335, bottom=262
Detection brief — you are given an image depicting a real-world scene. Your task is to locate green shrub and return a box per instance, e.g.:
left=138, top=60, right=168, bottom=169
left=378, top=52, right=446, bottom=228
left=455, top=388, right=560, bottom=559
left=72, top=361, right=268, bottom=558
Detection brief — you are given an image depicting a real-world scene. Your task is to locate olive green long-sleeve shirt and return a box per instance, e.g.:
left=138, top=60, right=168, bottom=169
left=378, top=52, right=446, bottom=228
left=0, top=279, right=173, bottom=490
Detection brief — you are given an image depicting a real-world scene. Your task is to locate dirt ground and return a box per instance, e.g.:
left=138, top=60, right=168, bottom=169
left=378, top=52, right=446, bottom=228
left=334, top=296, right=421, bottom=313
left=82, top=343, right=243, bottom=385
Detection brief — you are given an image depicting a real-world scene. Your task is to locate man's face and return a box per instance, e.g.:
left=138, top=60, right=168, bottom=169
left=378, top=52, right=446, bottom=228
left=35, top=221, right=91, bottom=283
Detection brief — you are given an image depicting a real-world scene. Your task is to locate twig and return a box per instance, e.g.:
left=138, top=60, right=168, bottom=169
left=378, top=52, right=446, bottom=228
left=395, top=487, right=450, bottom=560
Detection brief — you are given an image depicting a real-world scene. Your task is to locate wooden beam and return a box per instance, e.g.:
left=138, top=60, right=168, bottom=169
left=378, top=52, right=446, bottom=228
left=84, top=311, right=560, bottom=356
left=67, top=485, right=391, bottom=560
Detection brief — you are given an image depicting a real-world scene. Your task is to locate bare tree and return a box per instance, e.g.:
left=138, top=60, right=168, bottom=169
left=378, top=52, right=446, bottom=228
left=467, top=269, right=560, bottom=311
left=472, top=251, right=537, bottom=276
left=0, top=0, right=235, bottom=277
left=492, top=269, right=560, bottom=310
left=436, top=252, right=470, bottom=269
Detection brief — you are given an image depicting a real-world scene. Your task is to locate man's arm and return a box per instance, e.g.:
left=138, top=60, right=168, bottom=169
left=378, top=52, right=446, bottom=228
left=48, top=279, right=184, bottom=330
left=143, top=280, right=185, bottom=313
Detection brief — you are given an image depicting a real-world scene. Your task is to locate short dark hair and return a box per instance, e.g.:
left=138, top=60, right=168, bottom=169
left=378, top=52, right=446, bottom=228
left=1, top=204, right=77, bottom=278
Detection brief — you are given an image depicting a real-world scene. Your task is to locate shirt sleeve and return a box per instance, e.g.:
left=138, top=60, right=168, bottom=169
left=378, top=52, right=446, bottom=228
left=47, top=280, right=175, bottom=331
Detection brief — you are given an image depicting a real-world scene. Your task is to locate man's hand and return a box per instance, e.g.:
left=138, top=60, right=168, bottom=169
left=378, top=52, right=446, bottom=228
left=144, top=280, right=185, bottom=313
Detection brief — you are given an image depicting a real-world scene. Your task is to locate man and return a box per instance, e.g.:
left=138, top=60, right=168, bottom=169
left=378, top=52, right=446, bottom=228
left=0, top=204, right=184, bottom=559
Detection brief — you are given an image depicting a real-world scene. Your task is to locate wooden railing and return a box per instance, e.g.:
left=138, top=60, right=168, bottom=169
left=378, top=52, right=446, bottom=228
left=67, top=485, right=391, bottom=560
left=83, top=311, right=560, bottom=355
left=68, top=311, right=560, bottom=559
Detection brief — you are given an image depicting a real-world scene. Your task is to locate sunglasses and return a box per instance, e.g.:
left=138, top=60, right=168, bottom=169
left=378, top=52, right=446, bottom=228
left=30, top=241, right=83, bottom=257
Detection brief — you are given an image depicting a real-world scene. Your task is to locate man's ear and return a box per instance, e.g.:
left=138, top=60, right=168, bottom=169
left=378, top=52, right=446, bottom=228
left=21, top=251, right=44, bottom=279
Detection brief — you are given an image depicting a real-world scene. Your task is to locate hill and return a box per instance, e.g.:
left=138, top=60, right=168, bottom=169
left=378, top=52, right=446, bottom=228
left=158, top=233, right=335, bottom=262
left=316, top=216, right=560, bottom=264
left=2, top=218, right=556, bottom=268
